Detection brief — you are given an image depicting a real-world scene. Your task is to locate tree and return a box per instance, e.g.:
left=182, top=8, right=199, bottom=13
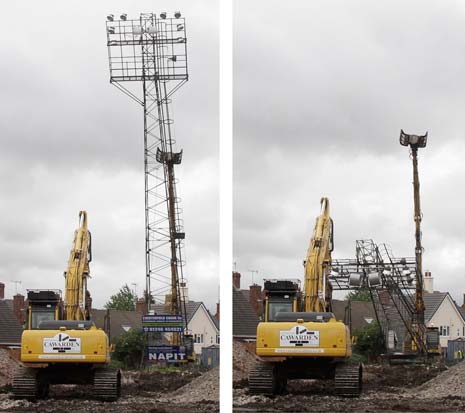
left=112, top=328, right=145, bottom=368
left=353, top=322, right=384, bottom=360
left=345, top=289, right=371, bottom=301
left=105, top=284, right=136, bottom=311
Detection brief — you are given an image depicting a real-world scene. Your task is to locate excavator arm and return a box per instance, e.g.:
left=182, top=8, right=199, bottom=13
left=64, top=211, right=92, bottom=321
left=303, top=197, right=334, bottom=313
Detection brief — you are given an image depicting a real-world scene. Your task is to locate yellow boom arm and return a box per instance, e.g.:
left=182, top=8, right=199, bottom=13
left=64, top=211, right=91, bottom=321
left=304, top=197, right=333, bottom=313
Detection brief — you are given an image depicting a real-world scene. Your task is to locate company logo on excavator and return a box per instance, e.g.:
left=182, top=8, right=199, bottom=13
left=279, top=326, right=320, bottom=347
left=43, top=333, right=81, bottom=353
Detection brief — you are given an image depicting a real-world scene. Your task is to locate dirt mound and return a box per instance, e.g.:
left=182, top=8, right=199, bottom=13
left=0, top=349, right=20, bottom=388
left=122, top=368, right=201, bottom=396
left=168, top=367, right=219, bottom=404
left=414, top=361, right=465, bottom=398
left=233, top=340, right=256, bottom=385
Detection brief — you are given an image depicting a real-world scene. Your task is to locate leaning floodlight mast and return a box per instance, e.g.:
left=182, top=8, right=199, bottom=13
left=105, top=13, right=189, bottom=332
left=399, top=129, right=427, bottom=349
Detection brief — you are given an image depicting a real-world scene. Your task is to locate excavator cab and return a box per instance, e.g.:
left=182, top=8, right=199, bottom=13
left=263, top=280, right=300, bottom=322
left=26, top=290, right=62, bottom=330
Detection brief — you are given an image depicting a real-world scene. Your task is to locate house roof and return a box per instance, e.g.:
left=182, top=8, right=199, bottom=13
left=0, top=300, right=22, bottom=346
left=457, top=306, right=465, bottom=322
left=152, top=300, right=219, bottom=332
left=332, top=299, right=377, bottom=331
left=91, top=309, right=142, bottom=342
left=233, top=287, right=259, bottom=338
left=424, top=292, right=448, bottom=322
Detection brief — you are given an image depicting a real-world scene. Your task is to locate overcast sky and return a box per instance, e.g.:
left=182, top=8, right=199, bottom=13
left=0, top=1, right=218, bottom=312
left=234, top=1, right=465, bottom=305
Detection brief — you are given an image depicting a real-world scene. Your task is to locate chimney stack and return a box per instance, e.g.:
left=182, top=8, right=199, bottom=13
left=232, top=271, right=241, bottom=289
left=215, top=302, right=220, bottom=321
left=249, top=284, right=263, bottom=317
left=0, top=283, right=4, bottom=300
left=424, top=271, right=433, bottom=294
left=136, top=298, right=146, bottom=314
left=13, top=293, right=25, bottom=324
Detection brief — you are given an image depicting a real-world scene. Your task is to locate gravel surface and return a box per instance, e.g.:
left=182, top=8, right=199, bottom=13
left=233, top=360, right=461, bottom=412
left=233, top=340, right=257, bottom=385
left=0, top=366, right=219, bottom=412
left=0, top=349, right=20, bottom=387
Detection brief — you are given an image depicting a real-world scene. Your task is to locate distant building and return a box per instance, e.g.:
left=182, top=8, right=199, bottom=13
left=152, top=300, right=220, bottom=356
left=232, top=272, right=260, bottom=339
left=91, top=308, right=142, bottom=343
left=0, top=283, right=24, bottom=348
left=423, top=272, right=465, bottom=348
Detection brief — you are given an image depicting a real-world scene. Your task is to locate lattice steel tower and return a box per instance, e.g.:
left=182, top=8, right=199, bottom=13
left=105, top=12, right=188, bottom=318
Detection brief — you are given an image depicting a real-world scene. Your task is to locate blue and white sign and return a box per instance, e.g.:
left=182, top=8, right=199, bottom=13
left=142, top=314, right=184, bottom=333
left=146, top=346, right=187, bottom=363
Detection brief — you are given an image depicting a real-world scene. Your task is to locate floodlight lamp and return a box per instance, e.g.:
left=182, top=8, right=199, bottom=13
left=107, top=27, right=115, bottom=34
left=349, top=273, right=363, bottom=287
left=177, top=24, right=184, bottom=31
left=174, top=11, right=181, bottom=18
left=160, top=12, right=167, bottom=19
left=169, top=56, right=177, bottom=62
left=120, top=13, right=127, bottom=21
left=176, top=37, right=186, bottom=43
left=399, top=129, right=428, bottom=148
left=107, top=14, right=114, bottom=21
left=368, top=272, right=381, bottom=287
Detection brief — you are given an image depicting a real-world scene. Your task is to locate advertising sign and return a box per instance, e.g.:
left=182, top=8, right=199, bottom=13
left=142, top=314, right=184, bottom=333
left=279, top=326, right=320, bottom=347
left=146, top=346, right=187, bottom=363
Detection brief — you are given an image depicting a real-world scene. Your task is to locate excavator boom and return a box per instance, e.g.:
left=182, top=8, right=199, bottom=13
left=64, top=211, right=92, bottom=321
left=304, top=197, right=333, bottom=313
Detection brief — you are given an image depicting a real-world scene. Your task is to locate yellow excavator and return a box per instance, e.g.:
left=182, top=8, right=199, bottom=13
left=12, top=211, right=120, bottom=401
left=249, top=198, right=362, bottom=396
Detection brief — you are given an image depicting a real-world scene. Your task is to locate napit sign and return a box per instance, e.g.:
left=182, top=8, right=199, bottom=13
left=43, top=333, right=81, bottom=353
left=146, top=346, right=187, bottom=362
left=279, top=326, right=320, bottom=347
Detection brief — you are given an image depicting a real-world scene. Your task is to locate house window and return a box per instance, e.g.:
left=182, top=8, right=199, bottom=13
left=440, top=326, right=450, bottom=336
left=194, top=334, right=204, bottom=344
left=216, top=334, right=220, bottom=344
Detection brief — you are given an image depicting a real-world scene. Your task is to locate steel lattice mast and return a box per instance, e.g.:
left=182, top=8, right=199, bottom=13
left=105, top=12, right=188, bottom=323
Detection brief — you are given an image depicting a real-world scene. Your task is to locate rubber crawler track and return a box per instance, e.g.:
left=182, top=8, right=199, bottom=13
left=334, top=363, right=362, bottom=397
left=94, top=367, right=121, bottom=401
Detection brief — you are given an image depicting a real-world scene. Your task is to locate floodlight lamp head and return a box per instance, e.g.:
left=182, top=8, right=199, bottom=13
left=160, top=12, right=167, bottom=19
left=120, top=13, right=127, bottom=21
left=399, top=129, right=428, bottom=148
left=174, top=11, right=181, bottom=18
left=107, top=26, right=115, bottom=34
left=107, top=14, right=114, bottom=21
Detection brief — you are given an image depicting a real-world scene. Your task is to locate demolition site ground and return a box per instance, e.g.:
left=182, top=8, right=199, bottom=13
left=0, top=359, right=219, bottom=413
left=233, top=341, right=465, bottom=412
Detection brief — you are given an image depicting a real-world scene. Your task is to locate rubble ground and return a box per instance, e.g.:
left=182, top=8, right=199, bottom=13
left=233, top=340, right=465, bottom=412
left=0, top=363, right=219, bottom=413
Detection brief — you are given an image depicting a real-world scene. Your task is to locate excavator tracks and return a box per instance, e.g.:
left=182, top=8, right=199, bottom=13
left=334, top=363, right=362, bottom=397
left=12, top=368, right=48, bottom=400
left=249, top=361, right=286, bottom=395
left=94, top=367, right=121, bottom=401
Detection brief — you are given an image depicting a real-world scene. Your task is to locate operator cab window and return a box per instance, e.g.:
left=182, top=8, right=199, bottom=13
left=31, top=310, right=55, bottom=329
left=268, top=301, right=293, bottom=321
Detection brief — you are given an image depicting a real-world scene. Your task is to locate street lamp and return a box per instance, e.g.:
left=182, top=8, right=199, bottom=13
left=400, top=129, right=428, bottom=349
